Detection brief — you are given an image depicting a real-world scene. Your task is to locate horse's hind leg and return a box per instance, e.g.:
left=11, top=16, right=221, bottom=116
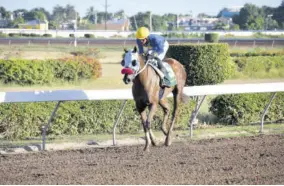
left=159, top=99, right=170, bottom=136
left=165, top=88, right=180, bottom=146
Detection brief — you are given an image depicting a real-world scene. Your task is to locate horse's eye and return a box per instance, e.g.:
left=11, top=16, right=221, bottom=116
left=132, top=60, right=137, bottom=66
left=121, top=60, right=125, bottom=66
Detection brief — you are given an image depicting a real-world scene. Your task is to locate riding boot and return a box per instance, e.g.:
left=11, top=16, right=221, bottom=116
left=156, top=58, right=170, bottom=88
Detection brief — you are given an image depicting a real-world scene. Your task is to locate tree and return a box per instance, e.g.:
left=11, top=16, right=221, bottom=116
left=8, top=16, right=24, bottom=28
left=129, top=12, right=150, bottom=31
left=231, top=24, right=240, bottom=30
left=213, top=21, right=229, bottom=30
left=233, top=3, right=265, bottom=30
left=198, top=13, right=214, bottom=18
left=163, top=13, right=177, bottom=30
left=113, top=10, right=125, bottom=19
left=31, top=7, right=51, bottom=20
left=0, top=6, right=10, bottom=19
left=85, top=6, right=97, bottom=24
left=273, top=0, right=284, bottom=28
left=13, top=9, right=28, bottom=18
left=24, top=11, right=47, bottom=21
left=96, top=11, right=112, bottom=24
left=51, top=4, right=78, bottom=29
left=51, top=5, right=66, bottom=29
left=129, top=11, right=167, bottom=31
left=65, top=4, right=76, bottom=21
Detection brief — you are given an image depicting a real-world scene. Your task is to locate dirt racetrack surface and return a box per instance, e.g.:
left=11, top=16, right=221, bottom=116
left=0, top=134, right=284, bottom=185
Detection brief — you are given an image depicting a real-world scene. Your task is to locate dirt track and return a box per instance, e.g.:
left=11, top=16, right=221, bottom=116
left=0, top=134, right=284, bottom=185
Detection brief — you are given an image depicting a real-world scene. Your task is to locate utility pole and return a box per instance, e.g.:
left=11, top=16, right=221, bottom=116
left=104, top=0, right=110, bottom=30
left=176, top=14, right=179, bottom=30
left=149, top=11, right=152, bottom=31
left=133, top=15, right=138, bottom=30
left=74, top=12, right=77, bottom=47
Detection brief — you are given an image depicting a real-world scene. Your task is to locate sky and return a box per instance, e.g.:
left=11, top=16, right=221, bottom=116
left=0, top=0, right=282, bottom=17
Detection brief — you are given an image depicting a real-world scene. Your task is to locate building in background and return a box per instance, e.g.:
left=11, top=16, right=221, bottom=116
left=93, top=18, right=130, bottom=31
left=18, top=20, right=49, bottom=30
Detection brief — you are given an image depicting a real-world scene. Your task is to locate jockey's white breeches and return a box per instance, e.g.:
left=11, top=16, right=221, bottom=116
left=157, top=41, right=169, bottom=60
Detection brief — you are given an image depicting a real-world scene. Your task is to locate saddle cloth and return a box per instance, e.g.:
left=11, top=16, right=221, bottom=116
left=148, top=61, right=177, bottom=87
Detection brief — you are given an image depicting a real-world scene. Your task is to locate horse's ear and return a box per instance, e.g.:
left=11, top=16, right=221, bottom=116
left=133, top=46, right=137, bottom=53
left=124, top=48, right=128, bottom=53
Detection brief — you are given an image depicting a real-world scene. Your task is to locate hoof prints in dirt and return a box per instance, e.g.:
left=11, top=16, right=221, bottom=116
left=0, top=135, right=284, bottom=184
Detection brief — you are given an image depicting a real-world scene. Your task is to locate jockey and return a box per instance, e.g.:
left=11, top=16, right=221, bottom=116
left=136, top=26, right=170, bottom=88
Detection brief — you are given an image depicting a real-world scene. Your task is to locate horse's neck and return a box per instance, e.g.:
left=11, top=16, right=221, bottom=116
left=136, top=56, right=159, bottom=92
left=137, top=55, right=149, bottom=85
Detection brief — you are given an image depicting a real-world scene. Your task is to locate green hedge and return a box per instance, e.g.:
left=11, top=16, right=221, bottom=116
left=0, top=33, right=7, bottom=38
left=0, top=57, right=102, bottom=85
left=204, top=33, right=219, bottom=43
left=210, top=93, right=284, bottom=125
left=0, top=99, right=195, bottom=140
left=232, top=56, right=284, bottom=79
left=43, top=34, right=52, bottom=37
left=230, top=51, right=284, bottom=57
left=167, top=43, right=234, bottom=86
left=84, top=34, right=95, bottom=38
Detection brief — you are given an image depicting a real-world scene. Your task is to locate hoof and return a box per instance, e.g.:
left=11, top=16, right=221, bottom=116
left=151, top=140, right=159, bottom=147
left=165, top=136, right=172, bottom=146
left=143, top=147, right=150, bottom=152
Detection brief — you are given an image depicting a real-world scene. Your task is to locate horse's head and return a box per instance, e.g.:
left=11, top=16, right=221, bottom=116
left=121, top=46, right=140, bottom=84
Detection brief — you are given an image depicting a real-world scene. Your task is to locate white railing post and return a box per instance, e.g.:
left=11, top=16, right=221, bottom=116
left=113, top=100, right=127, bottom=146
left=189, top=95, right=206, bottom=138
left=42, top=101, right=62, bottom=151
left=260, top=92, right=277, bottom=134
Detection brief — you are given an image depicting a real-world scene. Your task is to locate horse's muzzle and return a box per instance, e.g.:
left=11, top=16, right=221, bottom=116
left=123, top=74, right=131, bottom=84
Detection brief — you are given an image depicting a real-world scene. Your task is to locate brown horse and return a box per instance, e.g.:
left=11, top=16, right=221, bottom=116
left=121, top=46, right=187, bottom=151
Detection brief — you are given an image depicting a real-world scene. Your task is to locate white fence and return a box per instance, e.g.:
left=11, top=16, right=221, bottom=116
left=1, top=82, right=284, bottom=150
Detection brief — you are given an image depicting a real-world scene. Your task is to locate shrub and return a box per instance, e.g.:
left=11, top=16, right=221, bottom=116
left=0, top=99, right=195, bottom=140
left=210, top=93, right=284, bottom=125
left=232, top=56, right=284, bottom=79
left=43, top=34, right=52, bottom=37
left=69, top=34, right=75, bottom=38
left=84, top=34, right=95, bottom=38
left=204, top=33, right=219, bottom=43
left=0, top=32, right=7, bottom=38
left=167, top=43, right=234, bottom=86
left=8, top=33, right=20, bottom=37
left=0, top=57, right=102, bottom=85
left=21, top=33, right=30, bottom=37
left=30, top=33, right=41, bottom=37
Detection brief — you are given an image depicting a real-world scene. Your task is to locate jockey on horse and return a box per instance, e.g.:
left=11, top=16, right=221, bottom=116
left=136, top=26, right=171, bottom=88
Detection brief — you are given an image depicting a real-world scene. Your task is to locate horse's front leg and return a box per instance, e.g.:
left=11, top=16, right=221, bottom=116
left=137, top=104, right=151, bottom=151
left=146, top=103, right=159, bottom=150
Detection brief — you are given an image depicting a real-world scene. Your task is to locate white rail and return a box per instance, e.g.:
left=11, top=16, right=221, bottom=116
left=0, top=82, right=283, bottom=150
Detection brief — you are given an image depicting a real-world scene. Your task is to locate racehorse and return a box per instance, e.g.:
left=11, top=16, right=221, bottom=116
left=121, top=46, right=187, bottom=151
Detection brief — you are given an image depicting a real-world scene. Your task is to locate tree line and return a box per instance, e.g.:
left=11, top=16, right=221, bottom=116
left=0, top=1, right=283, bottom=30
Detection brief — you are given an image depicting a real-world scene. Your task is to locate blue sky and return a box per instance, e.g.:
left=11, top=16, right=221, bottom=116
left=0, top=0, right=282, bottom=17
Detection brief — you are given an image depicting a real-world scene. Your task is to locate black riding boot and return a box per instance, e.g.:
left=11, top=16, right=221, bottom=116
left=156, top=58, right=170, bottom=88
